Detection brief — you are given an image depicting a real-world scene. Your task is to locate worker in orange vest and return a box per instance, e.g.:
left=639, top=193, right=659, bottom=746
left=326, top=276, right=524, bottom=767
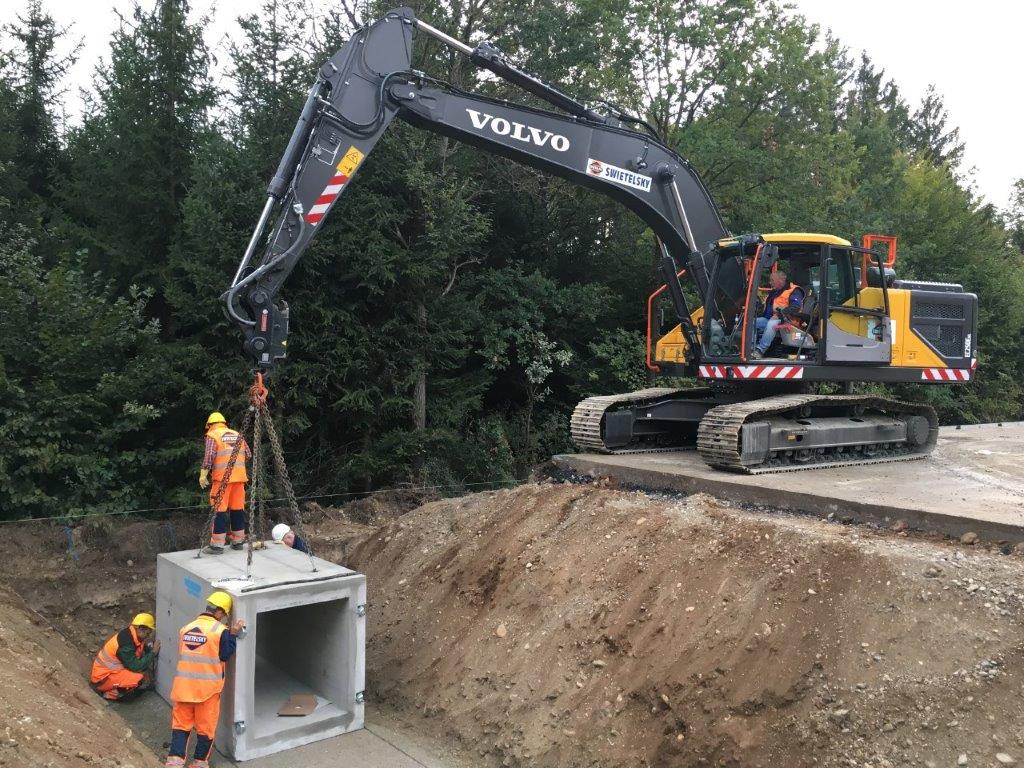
left=752, top=270, right=805, bottom=359
left=165, top=591, right=245, bottom=768
left=199, top=411, right=251, bottom=554
left=90, top=612, right=160, bottom=701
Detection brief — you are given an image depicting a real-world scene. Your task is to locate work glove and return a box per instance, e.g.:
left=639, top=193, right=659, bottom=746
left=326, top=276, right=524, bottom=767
left=199, top=468, right=210, bottom=489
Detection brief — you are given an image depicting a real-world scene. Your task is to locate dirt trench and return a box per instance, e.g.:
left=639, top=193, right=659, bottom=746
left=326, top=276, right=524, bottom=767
left=0, top=581, right=162, bottom=767
left=2, top=482, right=1024, bottom=767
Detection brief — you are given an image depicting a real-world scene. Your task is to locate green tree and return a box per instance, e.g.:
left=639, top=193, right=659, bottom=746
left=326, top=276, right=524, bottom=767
left=1007, top=179, right=1024, bottom=256
left=907, top=85, right=965, bottom=169
left=64, top=0, right=214, bottom=308
left=0, top=216, right=172, bottom=519
left=4, top=1, right=77, bottom=197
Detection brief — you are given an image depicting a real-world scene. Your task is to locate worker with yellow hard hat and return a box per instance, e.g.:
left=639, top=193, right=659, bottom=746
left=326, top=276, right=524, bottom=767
left=165, top=591, right=245, bottom=768
left=89, top=611, right=160, bottom=701
left=200, top=410, right=251, bottom=554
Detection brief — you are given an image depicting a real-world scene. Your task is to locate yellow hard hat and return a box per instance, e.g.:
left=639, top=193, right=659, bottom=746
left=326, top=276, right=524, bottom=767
left=131, top=612, right=156, bottom=630
left=206, top=411, right=227, bottom=428
left=206, top=591, right=233, bottom=614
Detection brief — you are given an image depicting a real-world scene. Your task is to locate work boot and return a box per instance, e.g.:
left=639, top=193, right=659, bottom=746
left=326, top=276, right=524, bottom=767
left=230, top=540, right=247, bottom=551
left=202, top=544, right=224, bottom=555
left=750, top=349, right=764, bottom=360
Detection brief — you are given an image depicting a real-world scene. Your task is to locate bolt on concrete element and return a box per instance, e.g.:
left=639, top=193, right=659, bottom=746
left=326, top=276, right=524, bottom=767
left=156, top=545, right=366, bottom=761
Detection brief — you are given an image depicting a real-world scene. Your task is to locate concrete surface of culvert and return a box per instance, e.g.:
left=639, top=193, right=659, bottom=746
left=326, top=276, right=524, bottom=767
left=555, top=422, right=1024, bottom=541
left=156, top=545, right=366, bottom=761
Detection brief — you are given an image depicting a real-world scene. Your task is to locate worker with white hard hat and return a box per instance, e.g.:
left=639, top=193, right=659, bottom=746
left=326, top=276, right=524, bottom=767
left=271, top=523, right=309, bottom=553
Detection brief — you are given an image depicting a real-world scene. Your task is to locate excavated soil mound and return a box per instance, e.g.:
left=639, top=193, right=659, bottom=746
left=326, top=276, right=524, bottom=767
left=3, top=482, right=1024, bottom=767
left=341, top=483, right=1024, bottom=768
left=0, top=582, right=161, bottom=768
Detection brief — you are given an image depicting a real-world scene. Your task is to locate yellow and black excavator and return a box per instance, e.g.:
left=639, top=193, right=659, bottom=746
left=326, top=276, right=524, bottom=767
left=223, top=8, right=978, bottom=474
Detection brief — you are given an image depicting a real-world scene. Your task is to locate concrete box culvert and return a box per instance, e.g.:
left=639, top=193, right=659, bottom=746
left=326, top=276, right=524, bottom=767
left=156, top=545, right=366, bottom=761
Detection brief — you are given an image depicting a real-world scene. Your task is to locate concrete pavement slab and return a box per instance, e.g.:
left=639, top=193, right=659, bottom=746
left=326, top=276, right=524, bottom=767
left=554, top=422, right=1024, bottom=542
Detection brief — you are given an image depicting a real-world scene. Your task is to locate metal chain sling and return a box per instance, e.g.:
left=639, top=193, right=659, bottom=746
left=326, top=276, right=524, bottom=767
left=199, top=374, right=316, bottom=574
left=258, top=404, right=317, bottom=572
left=245, top=398, right=265, bottom=574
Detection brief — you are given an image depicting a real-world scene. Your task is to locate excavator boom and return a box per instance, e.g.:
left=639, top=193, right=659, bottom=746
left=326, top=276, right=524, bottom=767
left=223, top=7, right=728, bottom=370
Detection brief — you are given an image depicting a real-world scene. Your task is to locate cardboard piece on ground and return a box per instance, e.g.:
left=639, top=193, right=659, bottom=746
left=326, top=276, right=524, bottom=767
left=278, top=694, right=317, bottom=716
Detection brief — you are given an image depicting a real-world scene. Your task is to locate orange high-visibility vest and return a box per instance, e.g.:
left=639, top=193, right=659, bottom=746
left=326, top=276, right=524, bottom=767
left=169, top=614, right=226, bottom=703
left=208, top=425, right=248, bottom=483
left=769, top=282, right=801, bottom=314
left=90, top=625, right=142, bottom=684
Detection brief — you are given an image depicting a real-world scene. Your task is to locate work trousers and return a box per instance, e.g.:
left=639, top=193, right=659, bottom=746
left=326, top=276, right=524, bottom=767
left=92, top=668, right=144, bottom=701
left=209, top=480, right=246, bottom=546
left=170, top=694, right=220, bottom=761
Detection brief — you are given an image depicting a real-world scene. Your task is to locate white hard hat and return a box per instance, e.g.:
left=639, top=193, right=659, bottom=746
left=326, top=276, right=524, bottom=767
left=271, top=523, right=291, bottom=542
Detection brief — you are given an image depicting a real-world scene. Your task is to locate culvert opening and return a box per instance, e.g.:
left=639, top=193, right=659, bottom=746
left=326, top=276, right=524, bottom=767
left=251, top=597, right=355, bottom=742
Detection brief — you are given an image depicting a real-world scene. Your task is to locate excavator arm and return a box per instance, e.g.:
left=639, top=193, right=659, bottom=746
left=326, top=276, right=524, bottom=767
left=224, top=7, right=729, bottom=371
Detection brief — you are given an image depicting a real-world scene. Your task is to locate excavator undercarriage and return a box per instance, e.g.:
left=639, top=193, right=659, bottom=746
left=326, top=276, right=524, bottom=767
left=571, top=388, right=937, bottom=474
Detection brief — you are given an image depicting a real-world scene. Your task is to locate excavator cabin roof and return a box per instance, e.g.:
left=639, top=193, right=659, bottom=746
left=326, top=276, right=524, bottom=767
left=764, top=232, right=851, bottom=246
left=718, top=232, right=852, bottom=248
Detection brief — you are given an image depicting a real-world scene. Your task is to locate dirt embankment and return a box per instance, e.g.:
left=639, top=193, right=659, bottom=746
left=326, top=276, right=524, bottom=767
left=341, top=483, right=1024, bottom=768
left=3, top=482, right=1024, bottom=768
left=0, top=582, right=162, bottom=768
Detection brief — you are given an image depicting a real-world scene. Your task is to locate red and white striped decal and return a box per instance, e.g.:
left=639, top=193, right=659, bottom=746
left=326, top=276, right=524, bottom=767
left=697, top=364, right=804, bottom=380
left=733, top=365, right=804, bottom=380
left=921, top=367, right=971, bottom=381
left=304, top=146, right=365, bottom=226
left=304, top=172, right=350, bottom=225
left=697, top=365, right=729, bottom=379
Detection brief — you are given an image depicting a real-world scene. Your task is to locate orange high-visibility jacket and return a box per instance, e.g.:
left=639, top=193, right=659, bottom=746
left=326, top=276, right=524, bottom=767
left=169, top=614, right=226, bottom=703
left=90, top=625, right=143, bottom=683
left=769, top=282, right=802, bottom=314
left=208, top=425, right=248, bottom=483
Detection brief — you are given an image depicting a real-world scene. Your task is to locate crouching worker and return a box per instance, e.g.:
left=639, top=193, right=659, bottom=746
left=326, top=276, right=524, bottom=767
left=271, top=523, right=309, bottom=553
left=199, top=411, right=251, bottom=554
left=90, top=612, right=159, bottom=701
left=166, top=591, right=245, bottom=768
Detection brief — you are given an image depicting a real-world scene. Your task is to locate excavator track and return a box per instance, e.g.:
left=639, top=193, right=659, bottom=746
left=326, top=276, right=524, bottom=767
left=571, top=387, right=712, bottom=454
left=697, top=393, right=938, bottom=474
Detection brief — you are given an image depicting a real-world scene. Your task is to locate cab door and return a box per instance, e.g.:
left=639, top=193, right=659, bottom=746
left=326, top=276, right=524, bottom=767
left=823, top=246, right=892, bottom=364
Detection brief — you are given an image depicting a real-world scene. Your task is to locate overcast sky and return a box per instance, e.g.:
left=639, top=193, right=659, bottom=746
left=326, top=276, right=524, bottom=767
left=3, top=0, right=1020, bottom=210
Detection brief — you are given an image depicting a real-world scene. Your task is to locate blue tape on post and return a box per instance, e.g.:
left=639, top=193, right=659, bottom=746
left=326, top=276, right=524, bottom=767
left=64, top=526, right=79, bottom=562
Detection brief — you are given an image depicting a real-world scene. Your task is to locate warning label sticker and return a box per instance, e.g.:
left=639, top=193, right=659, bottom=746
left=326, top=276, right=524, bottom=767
left=337, top=146, right=365, bottom=177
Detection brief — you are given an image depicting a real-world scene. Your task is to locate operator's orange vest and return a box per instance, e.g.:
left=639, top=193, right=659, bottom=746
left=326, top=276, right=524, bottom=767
left=169, top=614, right=226, bottom=703
left=208, top=425, right=248, bottom=483
left=90, top=625, right=143, bottom=683
left=770, top=282, right=800, bottom=313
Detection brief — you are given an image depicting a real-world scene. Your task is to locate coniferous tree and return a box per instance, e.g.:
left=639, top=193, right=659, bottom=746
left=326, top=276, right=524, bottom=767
left=64, top=0, right=215, bottom=308
left=908, top=85, right=965, bottom=169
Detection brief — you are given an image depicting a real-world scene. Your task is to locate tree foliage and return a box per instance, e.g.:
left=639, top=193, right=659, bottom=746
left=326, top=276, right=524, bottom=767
left=0, top=0, right=1021, bottom=519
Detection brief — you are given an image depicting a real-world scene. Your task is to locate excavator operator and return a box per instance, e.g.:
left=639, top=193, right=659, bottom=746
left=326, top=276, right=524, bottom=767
left=752, top=271, right=804, bottom=359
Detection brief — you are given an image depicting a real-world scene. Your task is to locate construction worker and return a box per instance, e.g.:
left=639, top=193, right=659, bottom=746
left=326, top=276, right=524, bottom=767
left=90, top=612, right=160, bottom=701
left=751, top=270, right=805, bottom=359
left=200, top=411, right=251, bottom=554
left=165, top=591, right=245, bottom=768
left=271, top=522, right=309, bottom=553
